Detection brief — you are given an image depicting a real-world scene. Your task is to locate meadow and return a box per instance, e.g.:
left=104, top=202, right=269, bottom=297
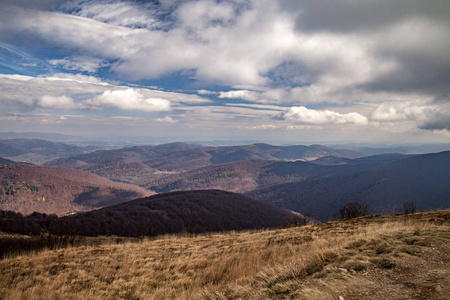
left=1, top=210, right=449, bottom=300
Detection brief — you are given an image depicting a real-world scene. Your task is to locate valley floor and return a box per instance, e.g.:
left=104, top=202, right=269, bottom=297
left=0, top=210, right=449, bottom=300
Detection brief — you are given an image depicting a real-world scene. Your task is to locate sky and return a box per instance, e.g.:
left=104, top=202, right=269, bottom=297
left=0, top=0, right=449, bottom=144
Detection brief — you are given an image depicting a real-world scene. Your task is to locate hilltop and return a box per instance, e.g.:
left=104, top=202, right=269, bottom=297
left=0, top=209, right=448, bottom=299
left=0, top=190, right=300, bottom=237
left=0, top=163, right=151, bottom=216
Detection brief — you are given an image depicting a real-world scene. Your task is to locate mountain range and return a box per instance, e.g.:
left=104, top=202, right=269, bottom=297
left=1, top=139, right=449, bottom=226
left=46, top=142, right=365, bottom=187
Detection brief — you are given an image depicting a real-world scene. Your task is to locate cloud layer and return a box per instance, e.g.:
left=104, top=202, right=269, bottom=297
left=0, top=0, right=449, bottom=142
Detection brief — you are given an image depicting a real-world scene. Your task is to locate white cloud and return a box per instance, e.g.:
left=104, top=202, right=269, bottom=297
left=280, top=106, right=368, bottom=125
left=0, top=73, right=209, bottom=112
left=61, top=0, right=167, bottom=29
left=85, top=89, right=171, bottom=112
left=218, top=90, right=260, bottom=102
left=45, top=73, right=109, bottom=85
left=369, top=101, right=433, bottom=123
left=197, top=89, right=218, bottom=95
left=156, top=116, right=177, bottom=123
left=369, top=100, right=450, bottom=133
left=49, top=56, right=108, bottom=73
left=38, top=95, right=77, bottom=110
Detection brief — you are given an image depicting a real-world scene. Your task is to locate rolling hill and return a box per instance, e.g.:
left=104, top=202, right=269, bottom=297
left=0, top=163, right=152, bottom=216
left=0, top=190, right=300, bottom=237
left=247, top=151, right=450, bottom=221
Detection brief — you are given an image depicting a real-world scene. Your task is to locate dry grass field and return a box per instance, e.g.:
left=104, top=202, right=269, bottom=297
left=1, top=210, right=449, bottom=300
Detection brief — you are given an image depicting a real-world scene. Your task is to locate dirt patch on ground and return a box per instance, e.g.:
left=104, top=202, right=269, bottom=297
left=297, top=228, right=450, bottom=300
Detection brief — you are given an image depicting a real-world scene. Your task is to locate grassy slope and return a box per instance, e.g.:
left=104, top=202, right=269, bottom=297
left=0, top=210, right=449, bottom=299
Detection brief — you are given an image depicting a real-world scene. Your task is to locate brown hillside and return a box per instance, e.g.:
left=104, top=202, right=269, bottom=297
left=0, top=164, right=152, bottom=216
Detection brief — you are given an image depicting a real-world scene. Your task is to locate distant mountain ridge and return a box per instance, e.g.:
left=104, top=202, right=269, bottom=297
left=0, top=139, right=90, bottom=157
left=0, top=139, right=100, bottom=164
left=0, top=158, right=15, bottom=164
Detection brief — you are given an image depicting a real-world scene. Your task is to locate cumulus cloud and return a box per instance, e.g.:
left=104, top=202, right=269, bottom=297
left=419, top=107, right=450, bottom=131
left=38, top=95, right=78, bottom=110
left=197, top=89, right=218, bottom=95
left=420, top=115, right=450, bottom=131
left=369, top=101, right=437, bottom=123
left=218, top=90, right=260, bottom=102
left=0, top=73, right=208, bottom=112
left=279, top=106, right=368, bottom=125
left=369, top=100, right=450, bottom=132
left=370, top=103, right=425, bottom=122
left=86, top=89, right=171, bottom=112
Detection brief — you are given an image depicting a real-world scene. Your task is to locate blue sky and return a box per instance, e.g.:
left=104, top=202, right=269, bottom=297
left=0, top=0, right=449, bottom=144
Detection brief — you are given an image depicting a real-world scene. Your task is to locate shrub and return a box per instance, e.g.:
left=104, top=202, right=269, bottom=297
left=281, top=215, right=310, bottom=228
left=402, top=202, right=417, bottom=214
left=339, top=202, right=368, bottom=219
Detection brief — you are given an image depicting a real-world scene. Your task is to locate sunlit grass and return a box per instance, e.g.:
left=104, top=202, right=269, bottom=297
left=1, top=210, right=449, bottom=299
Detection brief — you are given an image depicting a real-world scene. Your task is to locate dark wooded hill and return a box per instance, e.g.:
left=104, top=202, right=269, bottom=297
left=247, top=151, right=450, bottom=221
left=0, top=190, right=301, bottom=237
left=149, top=154, right=412, bottom=194
left=0, top=163, right=152, bottom=216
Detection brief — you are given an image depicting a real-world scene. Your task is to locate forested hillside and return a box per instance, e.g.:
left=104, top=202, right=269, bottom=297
left=248, top=151, right=450, bottom=221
